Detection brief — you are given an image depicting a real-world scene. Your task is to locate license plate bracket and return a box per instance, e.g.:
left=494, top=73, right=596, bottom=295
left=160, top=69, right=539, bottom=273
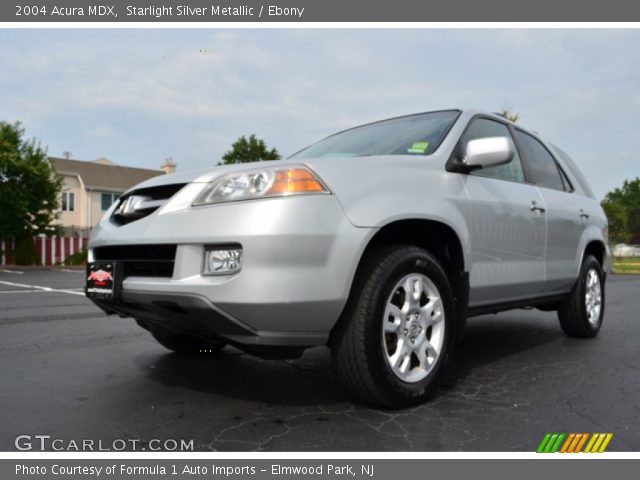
left=86, top=261, right=122, bottom=300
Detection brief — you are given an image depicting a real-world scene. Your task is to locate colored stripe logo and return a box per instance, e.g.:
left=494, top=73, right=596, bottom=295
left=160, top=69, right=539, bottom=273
left=537, top=433, right=613, bottom=453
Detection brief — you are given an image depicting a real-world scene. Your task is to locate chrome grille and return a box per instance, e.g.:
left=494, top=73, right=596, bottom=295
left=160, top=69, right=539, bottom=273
left=111, top=184, right=186, bottom=226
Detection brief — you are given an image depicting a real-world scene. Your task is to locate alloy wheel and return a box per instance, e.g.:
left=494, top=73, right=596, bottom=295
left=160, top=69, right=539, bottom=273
left=585, top=268, right=602, bottom=327
left=382, top=273, right=445, bottom=383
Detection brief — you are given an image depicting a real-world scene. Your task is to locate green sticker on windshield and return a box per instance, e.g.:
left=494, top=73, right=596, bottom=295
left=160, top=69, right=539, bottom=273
left=408, top=141, right=429, bottom=154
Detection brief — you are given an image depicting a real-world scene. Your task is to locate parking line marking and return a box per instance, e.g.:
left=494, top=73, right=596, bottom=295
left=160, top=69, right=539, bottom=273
left=0, top=269, right=24, bottom=274
left=0, top=280, right=85, bottom=296
left=0, top=290, right=40, bottom=294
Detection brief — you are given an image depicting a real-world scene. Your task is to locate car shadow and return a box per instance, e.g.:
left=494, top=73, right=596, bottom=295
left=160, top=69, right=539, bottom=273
left=137, top=311, right=564, bottom=408
left=136, top=345, right=348, bottom=407
left=442, top=311, right=564, bottom=388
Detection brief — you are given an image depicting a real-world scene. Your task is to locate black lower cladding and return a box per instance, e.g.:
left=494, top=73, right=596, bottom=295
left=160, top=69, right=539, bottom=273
left=93, top=244, right=177, bottom=278
left=93, top=291, right=256, bottom=339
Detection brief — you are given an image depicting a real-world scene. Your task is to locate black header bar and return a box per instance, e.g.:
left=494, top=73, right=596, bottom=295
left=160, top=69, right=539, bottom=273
left=3, top=0, right=640, bottom=22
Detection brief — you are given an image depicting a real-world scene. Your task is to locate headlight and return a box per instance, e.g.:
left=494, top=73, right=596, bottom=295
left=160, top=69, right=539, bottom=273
left=193, top=165, right=330, bottom=206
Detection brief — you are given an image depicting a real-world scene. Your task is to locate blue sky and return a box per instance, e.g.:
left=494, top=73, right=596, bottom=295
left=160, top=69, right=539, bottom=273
left=1, top=28, right=638, bottom=199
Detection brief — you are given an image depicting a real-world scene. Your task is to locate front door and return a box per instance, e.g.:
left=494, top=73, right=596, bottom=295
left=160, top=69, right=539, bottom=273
left=457, top=117, right=547, bottom=307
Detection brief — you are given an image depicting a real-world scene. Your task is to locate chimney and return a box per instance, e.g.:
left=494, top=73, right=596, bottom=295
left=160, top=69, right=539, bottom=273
left=160, top=157, right=177, bottom=174
left=93, top=157, right=117, bottom=165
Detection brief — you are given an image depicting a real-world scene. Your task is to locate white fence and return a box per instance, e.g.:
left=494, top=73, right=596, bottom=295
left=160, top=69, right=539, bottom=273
left=612, top=244, right=640, bottom=257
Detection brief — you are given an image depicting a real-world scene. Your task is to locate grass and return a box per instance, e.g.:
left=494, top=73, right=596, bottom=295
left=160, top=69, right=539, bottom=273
left=612, top=257, right=640, bottom=275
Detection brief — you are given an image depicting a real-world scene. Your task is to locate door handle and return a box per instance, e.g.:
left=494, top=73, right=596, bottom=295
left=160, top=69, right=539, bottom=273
left=530, top=201, right=546, bottom=213
left=579, top=209, right=590, bottom=219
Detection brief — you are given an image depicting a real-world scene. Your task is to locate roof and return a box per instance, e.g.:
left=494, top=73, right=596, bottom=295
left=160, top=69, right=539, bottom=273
left=49, top=157, right=164, bottom=191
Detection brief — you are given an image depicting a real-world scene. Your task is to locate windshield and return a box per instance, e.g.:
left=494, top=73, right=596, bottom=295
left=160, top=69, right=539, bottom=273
left=289, top=110, right=460, bottom=160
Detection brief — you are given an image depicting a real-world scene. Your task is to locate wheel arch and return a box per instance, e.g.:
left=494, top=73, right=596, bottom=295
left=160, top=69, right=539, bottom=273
left=332, top=217, right=469, bottom=342
left=582, top=239, right=606, bottom=267
left=362, top=218, right=467, bottom=279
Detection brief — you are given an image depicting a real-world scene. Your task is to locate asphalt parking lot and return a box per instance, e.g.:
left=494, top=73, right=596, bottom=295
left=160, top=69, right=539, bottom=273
left=1, top=268, right=638, bottom=451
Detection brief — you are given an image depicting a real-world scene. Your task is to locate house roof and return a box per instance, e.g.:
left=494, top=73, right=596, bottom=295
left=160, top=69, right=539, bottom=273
left=49, top=157, right=164, bottom=192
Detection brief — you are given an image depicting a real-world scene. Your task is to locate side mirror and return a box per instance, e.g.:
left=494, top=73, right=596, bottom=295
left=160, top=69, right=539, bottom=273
left=463, top=136, right=514, bottom=170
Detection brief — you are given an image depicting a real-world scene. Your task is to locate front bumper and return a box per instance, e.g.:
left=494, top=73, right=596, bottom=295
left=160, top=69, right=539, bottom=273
left=88, top=192, right=373, bottom=347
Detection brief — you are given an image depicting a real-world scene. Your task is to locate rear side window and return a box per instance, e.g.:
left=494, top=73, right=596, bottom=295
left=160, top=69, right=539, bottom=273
left=549, top=144, right=594, bottom=198
left=458, top=118, right=525, bottom=183
left=514, top=130, right=565, bottom=191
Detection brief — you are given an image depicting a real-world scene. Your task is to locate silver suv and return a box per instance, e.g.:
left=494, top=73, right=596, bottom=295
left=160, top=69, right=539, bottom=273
left=86, top=109, right=610, bottom=407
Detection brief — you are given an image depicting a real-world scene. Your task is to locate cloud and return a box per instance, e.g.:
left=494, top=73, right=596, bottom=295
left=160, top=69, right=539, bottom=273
left=86, top=124, right=117, bottom=139
left=0, top=28, right=638, bottom=199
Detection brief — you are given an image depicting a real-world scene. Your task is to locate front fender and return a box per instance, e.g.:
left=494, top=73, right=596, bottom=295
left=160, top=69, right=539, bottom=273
left=311, top=157, right=471, bottom=270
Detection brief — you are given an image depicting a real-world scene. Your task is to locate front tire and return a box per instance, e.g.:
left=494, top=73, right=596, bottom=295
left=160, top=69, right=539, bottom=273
left=557, top=254, right=605, bottom=338
left=332, top=246, right=455, bottom=408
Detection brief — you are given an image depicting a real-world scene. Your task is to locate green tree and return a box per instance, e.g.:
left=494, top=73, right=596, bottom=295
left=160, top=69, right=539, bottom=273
left=0, top=122, right=62, bottom=263
left=497, top=110, right=519, bottom=123
left=603, top=177, right=640, bottom=244
left=604, top=177, right=640, bottom=209
left=219, top=134, right=280, bottom=165
left=601, top=201, right=629, bottom=244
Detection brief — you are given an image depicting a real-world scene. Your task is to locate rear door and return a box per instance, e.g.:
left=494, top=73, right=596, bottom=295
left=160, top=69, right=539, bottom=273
left=513, top=129, right=585, bottom=295
left=457, top=117, right=547, bottom=307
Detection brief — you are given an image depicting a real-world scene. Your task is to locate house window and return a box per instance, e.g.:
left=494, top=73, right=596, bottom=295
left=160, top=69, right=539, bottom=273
left=61, top=192, right=75, bottom=212
left=101, top=193, right=120, bottom=211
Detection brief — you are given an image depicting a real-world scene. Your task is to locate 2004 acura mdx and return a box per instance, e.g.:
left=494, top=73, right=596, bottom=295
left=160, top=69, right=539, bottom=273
left=86, top=109, right=610, bottom=407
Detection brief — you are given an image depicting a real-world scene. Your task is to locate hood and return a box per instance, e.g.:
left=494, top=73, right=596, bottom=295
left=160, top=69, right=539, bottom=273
left=303, top=153, right=448, bottom=185
left=127, top=153, right=447, bottom=195
left=126, top=159, right=300, bottom=193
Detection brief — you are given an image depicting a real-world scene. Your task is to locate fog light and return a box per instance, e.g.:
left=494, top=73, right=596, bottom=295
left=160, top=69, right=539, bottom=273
left=203, top=247, right=242, bottom=275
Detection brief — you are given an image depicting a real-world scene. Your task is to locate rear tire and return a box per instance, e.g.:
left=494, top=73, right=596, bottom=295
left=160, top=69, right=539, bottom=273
left=557, top=254, right=605, bottom=338
left=331, top=246, right=455, bottom=408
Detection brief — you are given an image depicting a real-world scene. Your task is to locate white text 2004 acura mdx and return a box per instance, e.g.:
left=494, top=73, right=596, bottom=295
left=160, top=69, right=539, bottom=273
left=86, top=109, right=610, bottom=407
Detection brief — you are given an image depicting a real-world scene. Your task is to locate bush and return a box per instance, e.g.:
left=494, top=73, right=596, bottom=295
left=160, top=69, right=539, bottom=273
left=65, top=249, right=87, bottom=266
left=13, top=235, right=37, bottom=265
